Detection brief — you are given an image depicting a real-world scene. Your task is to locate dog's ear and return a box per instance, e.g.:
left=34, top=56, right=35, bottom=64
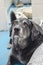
left=10, top=11, right=17, bottom=25
left=31, top=25, right=40, bottom=41
left=28, top=20, right=33, bottom=30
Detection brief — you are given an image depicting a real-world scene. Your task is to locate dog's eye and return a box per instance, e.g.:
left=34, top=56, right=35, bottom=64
left=14, top=21, right=18, bottom=25
left=23, top=22, right=28, bottom=27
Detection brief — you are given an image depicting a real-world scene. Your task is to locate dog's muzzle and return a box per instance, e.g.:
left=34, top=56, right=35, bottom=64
left=13, top=23, right=30, bottom=49
left=14, top=27, right=20, bottom=35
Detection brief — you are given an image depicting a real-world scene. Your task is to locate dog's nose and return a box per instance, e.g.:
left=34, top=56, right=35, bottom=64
left=14, top=28, right=20, bottom=32
left=14, top=28, right=20, bottom=35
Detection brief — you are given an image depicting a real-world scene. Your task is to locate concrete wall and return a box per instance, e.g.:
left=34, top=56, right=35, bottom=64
left=32, top=0, right=43, bottom=25
left=0, top=0, right=11, bottom=30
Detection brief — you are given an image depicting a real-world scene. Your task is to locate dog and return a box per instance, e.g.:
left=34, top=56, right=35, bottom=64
left=8, top=11, right=27, bottom=49
left=7, top=11, right=43, bottom=65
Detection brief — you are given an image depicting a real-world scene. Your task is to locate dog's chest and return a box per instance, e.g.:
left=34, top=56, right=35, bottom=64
left=12, top=47, right=27, bottom=64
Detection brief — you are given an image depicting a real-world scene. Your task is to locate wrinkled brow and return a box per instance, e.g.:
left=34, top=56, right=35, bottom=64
left=13, top=20, right=19, bottom=25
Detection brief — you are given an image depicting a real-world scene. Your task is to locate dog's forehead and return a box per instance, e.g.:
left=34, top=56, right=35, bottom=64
left=17, top=18, right=29, bottom=25
left=19, top=18, right=28, bottom=22
left=13, top=18, right=30, bottom=26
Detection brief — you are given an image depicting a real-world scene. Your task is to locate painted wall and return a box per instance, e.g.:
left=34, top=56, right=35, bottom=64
left=32, top=0, right=43, bottom=25
left=0, top=0, right=11, bottom=30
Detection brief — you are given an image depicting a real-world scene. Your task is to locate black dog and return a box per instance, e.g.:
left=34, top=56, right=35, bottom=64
left=7, top=12, right=43, bottom=65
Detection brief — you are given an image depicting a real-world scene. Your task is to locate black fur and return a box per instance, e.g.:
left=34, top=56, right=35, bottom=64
left=7, top=12, right=43, bottom=65
left=9, top=12, right=17, bottom=44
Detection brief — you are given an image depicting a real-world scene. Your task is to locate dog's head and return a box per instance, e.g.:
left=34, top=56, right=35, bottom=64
left=12, top=19, right=33, bottom=49
left=10, top=11, right=42, bottom=49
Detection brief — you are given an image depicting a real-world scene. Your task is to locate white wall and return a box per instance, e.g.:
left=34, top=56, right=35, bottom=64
left=32, top=0, right=43, bottom=25
left=0, top=0, right=11, bottom=30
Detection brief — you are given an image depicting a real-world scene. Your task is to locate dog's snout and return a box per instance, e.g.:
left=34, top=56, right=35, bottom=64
left=14, top=28, right=20, bottom=32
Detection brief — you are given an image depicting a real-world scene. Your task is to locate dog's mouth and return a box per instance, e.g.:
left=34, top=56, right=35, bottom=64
left=13, top=35, right=23, bottom=43
left=13, top=35, right=28, bottom=49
